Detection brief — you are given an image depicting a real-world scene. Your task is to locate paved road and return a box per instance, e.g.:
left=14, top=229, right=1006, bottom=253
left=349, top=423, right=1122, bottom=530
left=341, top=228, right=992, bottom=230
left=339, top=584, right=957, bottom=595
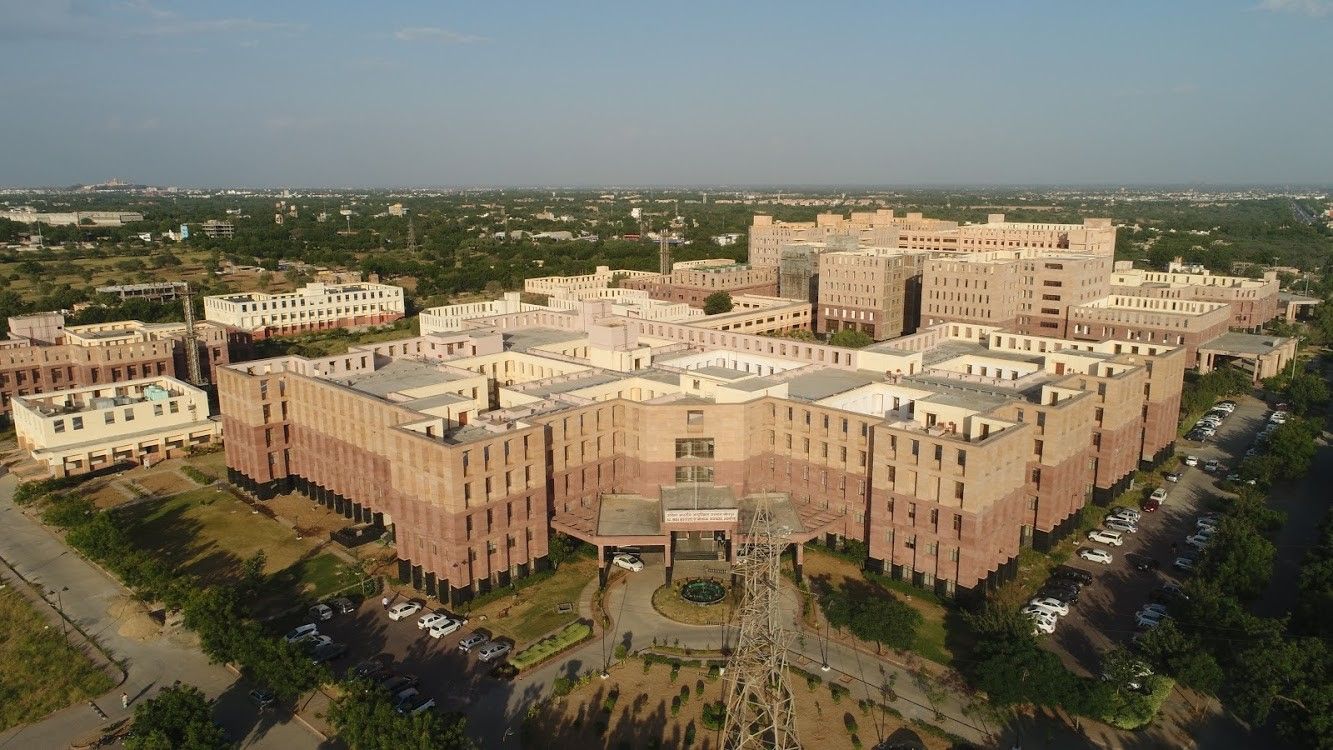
left=0, top=474, right=322, bottom=750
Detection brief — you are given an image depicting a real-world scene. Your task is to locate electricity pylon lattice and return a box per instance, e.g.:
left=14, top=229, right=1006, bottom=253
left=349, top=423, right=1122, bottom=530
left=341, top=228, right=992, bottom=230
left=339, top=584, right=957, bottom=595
left=722, top=497, right=799, bottom=749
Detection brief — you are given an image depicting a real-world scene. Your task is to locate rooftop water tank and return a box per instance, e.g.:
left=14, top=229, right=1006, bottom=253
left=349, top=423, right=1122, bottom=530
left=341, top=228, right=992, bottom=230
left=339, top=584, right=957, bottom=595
left=144, top=386, right=170, bottom=401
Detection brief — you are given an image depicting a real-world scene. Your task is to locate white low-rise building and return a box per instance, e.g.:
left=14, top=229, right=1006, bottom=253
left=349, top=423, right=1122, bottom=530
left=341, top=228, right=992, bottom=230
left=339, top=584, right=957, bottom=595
left=13, top=377, right=220, bottom=477
left=203, top=282, right=405, bottom=339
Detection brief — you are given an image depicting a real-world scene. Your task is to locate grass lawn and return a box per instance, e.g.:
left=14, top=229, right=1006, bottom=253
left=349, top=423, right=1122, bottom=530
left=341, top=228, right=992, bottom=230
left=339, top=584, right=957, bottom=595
left=461, top=557, right=597, bottom=646
left=117, top=486, right=358, bottom=607
left=0, top=586, right=114, bottom=732
left=800, top=545, right=954, bottom=666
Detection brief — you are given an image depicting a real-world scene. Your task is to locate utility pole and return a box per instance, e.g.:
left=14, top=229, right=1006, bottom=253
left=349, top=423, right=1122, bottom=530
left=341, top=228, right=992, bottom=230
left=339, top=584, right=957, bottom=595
left=721, top=496, right=799, bottom=749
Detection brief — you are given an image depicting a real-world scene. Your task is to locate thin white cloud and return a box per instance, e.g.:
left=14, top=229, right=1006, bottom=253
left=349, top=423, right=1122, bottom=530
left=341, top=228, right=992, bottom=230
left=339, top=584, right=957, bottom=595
left=139, top=18, right=303, bottom=36
left=394, top=26, right=486, bottom=44
left=1257, top=0, right=1333, bottom=17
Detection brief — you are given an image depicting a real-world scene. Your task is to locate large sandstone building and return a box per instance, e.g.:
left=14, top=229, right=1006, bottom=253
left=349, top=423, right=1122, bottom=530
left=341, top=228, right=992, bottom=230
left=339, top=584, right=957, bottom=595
left=219, top=288, right=1184, bottom=607
left=2, top=313, right=238, bottom=422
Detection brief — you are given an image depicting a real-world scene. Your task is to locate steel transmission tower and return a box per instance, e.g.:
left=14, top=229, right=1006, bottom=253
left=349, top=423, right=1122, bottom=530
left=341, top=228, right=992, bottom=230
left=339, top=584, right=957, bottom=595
left=722, top=498, right=799, bottom=749
left=406, top=210, right=417, bottom=252
left=659, top=228, right=672, bottom=275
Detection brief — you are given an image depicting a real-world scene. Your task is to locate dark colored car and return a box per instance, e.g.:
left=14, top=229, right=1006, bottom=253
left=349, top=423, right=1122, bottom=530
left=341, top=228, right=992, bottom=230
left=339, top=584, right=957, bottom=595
left=1127, top=554, right=1159, bottom=572
left=1051, top=565, right=1094, bottom=586
left=351, top=656, right=390, bottom=680
left=248, top=688, right=275, bottom=710
left=1140, top=497, right=1160, bottom=513
left=489, top=662, right=519, bottom=681
left=311, top=642, right=348, bottom=663
left=331, top=597, right=356, bottom=615
left=379, top=675, right=419, bottom=695
left=1038, top=587, right=1079, bottom=605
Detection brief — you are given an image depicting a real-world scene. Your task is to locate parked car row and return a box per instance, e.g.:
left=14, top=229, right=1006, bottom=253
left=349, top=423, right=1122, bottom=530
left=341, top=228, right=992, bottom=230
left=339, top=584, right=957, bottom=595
left=281, top=623, right=349, bottom=663
left=1026, top=565, right=1095, bottom=635
left=385, top=602, right=514, bottom=661
left=1185, top=401, right=1235, bottom=442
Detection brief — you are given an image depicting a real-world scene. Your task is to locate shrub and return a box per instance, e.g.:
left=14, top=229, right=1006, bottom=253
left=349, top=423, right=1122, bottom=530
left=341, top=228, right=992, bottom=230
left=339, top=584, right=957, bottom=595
left=670, top=662, right=681, bottom=682
left=829, top=683, right=849, bottom=703
left=696, top=678, right=705, bottom=695
left=552, top=676, right=574, bottom=697
left=851, top=735, right=863, bottom=749
left=679, top=684, right=691, bottom=703
left=844, top=713, right=858, bottom=733
left=670, top=695, right=681, bottom=716
left=684, top=721, right=697, bottom=747
left=706, top=664, right=721, bottom=681
left=602, top=689, right=619, bottom=713
left=511, top=622, right=593, bottom=670
left=806, top=673, right=822, bottom=691
left=701, top=701, right=726, bottom=731
left=41, top=494, right=96, bottom=528
left=613, top=643, right=628, bottom=660
left=181, top=466, right=215, bottom=485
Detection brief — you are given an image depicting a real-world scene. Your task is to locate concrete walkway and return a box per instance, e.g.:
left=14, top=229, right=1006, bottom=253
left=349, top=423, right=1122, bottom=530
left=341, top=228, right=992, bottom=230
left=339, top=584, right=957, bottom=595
left=0, top=474, right=322, bottom=750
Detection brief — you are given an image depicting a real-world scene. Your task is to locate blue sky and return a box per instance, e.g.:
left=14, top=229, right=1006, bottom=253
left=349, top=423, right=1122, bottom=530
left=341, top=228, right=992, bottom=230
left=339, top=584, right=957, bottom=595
left=2, top=0, right=1330, bottom=187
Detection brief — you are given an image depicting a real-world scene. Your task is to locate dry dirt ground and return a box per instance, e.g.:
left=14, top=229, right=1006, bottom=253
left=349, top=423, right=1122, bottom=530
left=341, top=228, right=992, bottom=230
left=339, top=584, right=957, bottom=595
left=528, top=659, right=953, bottom=750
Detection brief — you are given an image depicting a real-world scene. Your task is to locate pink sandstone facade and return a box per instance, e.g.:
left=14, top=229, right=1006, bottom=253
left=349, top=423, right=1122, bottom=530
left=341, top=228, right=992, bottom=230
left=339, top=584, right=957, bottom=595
left=219, top=306, right=1184, bottom=606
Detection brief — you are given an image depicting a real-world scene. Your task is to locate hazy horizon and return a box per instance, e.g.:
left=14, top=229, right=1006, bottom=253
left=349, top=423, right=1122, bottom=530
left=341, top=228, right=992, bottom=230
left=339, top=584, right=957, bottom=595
left=4, top=1, right=1332, bottom=188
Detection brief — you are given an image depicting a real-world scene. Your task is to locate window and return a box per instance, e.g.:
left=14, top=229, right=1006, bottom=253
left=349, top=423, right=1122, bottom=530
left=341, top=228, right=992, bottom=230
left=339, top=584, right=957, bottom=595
left=956, top=450, right=966, bottom=467
left=169, top=401, right=179, bottom=414
left=933, top=445, right=942, bottom=461
left=686, top=410, right=704, bottom=425
left=104, top=412, right=115, bottom=425
left=153, top=404, right=163, bottom=416
left=676, top=465, right=714, bottom=483
left=72, top=416, right=83, bottom=430
left=675, top=438, right=715, bottom=459
left=53, top=419, right=65, bottom=433
left=124, top=408, right=134, bottom=422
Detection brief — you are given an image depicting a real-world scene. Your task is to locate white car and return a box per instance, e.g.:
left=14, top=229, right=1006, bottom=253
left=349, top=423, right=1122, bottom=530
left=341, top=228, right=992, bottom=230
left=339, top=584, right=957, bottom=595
left=1270, top=412, right=1288, bottom=424
left=283, top=623, right=319, bottom=643
left=388, top=601, right=423, bottom=621
left=611, top=553, right=644, bottom=572
left=1149, top=488, right=1168, bottom=503
left=1183, top=455, right=1199, bottom=467
left=1196, top=517, right=1220, bottom=531
left=1079, top=548, right=1114, bottom=565
left=1028, top=597, right=1070, bottom=616
left=477, top=642, right=511, bottom=662
left=1136, top=610, right=1168, bottom=629
left=428, top=618, right=462, bottom=639
left=1104, top=518, right=1138, bottom=535
left=1031, top=614, right=1057, bottom=635
left=418, top=612, right=449, bottom=631
left=1087, top=529, right=1124, bottom=547
left=1185, top=532, right=1212, bottom=549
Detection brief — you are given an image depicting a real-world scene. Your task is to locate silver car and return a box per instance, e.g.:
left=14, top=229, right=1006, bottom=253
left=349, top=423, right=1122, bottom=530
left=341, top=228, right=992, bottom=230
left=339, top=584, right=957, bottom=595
left=477, top=642, right=511, bottom=662
left=458, top=633, right=489, bottom=652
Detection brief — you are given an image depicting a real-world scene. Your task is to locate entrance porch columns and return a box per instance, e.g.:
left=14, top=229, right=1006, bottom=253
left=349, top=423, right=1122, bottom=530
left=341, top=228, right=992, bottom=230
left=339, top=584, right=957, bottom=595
left=597, top=544, right=608, bottom=587
left=664, top=536, right=673, bottom=585
left=793, top=542, right=804, bottom=585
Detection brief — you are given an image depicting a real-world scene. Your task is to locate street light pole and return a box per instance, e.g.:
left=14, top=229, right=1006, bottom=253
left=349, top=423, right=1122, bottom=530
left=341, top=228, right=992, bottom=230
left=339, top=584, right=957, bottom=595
left=50, top=587, right=68, bottom=637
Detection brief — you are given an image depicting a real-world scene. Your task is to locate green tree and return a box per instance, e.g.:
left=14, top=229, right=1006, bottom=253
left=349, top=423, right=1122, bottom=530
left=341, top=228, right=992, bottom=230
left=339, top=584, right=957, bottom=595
left=329, top=682, right=475, bottom=750
left=702, top=291, right=733, bottom=315
left=962, top=606, right=1079, bottom=709
left=124, top=684, right=229, bottom=750
left=1197, top=517, right=1276, bottom=600
left=1134, top=620, right=1223, bottom=694
left=829, top=329, right=874, bottom=348
left=1285, top=372, right=1329, bottom=416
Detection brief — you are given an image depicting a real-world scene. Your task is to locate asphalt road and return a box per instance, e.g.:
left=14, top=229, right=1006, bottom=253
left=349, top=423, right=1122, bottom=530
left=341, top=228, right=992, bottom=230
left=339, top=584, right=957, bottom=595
left=0, top=474, right=322, bottom=750
left=1046, top=395, right=1272, bottom=676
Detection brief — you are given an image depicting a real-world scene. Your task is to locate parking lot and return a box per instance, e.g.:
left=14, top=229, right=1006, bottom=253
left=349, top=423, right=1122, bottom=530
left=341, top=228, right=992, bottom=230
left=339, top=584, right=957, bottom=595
left=1043, top=394, right=1272, bottom=674
left=284, top=596, right=518, bottom=716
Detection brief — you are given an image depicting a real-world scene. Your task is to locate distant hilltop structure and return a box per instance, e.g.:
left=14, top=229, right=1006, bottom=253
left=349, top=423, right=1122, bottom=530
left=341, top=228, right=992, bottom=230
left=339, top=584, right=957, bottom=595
left=1, top=209, right=144, bottom=226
